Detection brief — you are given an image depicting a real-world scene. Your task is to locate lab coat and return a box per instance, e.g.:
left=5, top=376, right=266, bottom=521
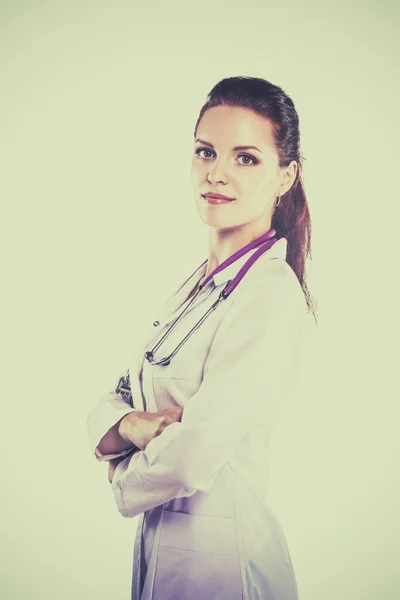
left=87, top=237, right=309, bottom=600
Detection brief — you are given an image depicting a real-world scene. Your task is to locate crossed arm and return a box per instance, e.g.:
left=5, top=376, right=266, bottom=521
left=108, top=455, right=127, bottom=483
left=91, top=403, right=184, bottom=483
left=105, top=416, right=134, bottom=483
left=102, top=282, right=304, bottom=517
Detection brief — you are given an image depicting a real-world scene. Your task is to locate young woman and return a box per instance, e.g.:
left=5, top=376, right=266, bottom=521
left=87, top=75, right=317, bottom=600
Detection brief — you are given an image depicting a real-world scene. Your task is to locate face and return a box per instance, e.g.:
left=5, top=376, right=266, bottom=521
left=191, top=105, right=296, bottom=233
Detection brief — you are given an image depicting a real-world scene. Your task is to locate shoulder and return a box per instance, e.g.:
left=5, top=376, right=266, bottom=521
left=231, top=256, right=306, bottom=320
left=211, top=257, right=307, bottom=351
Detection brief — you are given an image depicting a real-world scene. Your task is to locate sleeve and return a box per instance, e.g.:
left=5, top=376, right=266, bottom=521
left=87, top=278, right=188, bottom=464
left=86, top=368, right=141, bottom=462
left=110, top=273, right=307, bottom=518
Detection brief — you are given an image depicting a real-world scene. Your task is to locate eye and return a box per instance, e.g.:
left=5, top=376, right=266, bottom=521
left=194, top=147, right=258, bottom=166
left=237, top=154, right=258, bottom=166
left=195, top=148, right=215, bottom=159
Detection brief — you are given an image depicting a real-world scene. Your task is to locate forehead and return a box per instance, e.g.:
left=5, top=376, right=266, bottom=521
left=197, top=105, right=276, bottom=150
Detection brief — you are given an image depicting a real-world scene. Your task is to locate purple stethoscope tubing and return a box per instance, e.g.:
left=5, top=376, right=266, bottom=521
left=144, top=228, right=278, bottom=366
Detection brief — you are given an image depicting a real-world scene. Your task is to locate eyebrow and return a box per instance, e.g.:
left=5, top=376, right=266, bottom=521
left=194, top=138, right=262, bottom=153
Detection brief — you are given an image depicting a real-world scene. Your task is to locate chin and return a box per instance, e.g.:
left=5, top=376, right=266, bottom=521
left=198, top=212, right=237, bottom=229
left=195, top=198, right=235, bottom=224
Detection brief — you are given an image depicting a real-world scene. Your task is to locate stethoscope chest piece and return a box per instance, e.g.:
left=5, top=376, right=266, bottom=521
left=144, top=350, right=170, bottom=366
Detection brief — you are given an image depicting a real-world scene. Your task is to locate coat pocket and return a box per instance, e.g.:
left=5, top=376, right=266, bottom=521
left=151, top=510, right=243, bottom=600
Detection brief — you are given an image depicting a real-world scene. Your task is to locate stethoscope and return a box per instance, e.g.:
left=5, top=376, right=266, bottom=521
left=142, top=228, right=278, bottom=367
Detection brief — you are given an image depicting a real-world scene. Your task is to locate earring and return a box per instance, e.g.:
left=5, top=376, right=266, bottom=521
left=274, top=194, right=281, bottom=207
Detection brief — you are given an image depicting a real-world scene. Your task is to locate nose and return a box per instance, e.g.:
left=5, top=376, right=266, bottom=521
left=207, top=158, right=228, bottom=185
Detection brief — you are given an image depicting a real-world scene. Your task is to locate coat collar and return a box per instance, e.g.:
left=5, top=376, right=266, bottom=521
left=158, top=237, right=287, bottom=325
left=193, top=236, right=287, bottom=287
left=212, top=237, right=287, bottom=286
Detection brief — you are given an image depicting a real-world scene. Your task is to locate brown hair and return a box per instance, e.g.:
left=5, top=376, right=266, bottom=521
left=194, top=76, right=318, bottom=323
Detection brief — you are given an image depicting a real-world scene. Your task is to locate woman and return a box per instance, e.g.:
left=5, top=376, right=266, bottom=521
left=87, top=76, right=317, bottom=600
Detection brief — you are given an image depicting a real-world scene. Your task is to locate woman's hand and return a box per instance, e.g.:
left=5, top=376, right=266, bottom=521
left=108, top=408, right=183, bottom=483
left=118, top=407, right=183, bottom=451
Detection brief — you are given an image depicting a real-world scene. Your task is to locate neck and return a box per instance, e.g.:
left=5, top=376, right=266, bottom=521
left=204, top=221, right=272, bottom=279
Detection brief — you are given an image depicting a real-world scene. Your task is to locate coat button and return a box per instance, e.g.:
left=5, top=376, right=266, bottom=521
left=153, top=320, right=160, bottom=326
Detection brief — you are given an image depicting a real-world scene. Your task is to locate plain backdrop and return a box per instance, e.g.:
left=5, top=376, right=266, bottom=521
left=2, top=1, right=399, bottom=599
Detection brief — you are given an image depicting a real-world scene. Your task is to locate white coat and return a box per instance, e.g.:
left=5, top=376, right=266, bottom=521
left=87, top=236, right=309, bottom=600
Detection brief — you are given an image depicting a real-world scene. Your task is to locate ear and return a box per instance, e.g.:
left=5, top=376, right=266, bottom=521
left=280, top=160, right=298, bottom=196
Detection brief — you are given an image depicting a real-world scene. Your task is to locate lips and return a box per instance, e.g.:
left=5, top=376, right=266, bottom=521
left=203, top=193, right=234, bottom=201
left=202, top=193, right=235, bottom=206
left=203, top=195, right=233, bottom=205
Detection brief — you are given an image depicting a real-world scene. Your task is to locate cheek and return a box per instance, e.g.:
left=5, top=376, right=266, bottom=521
left=248, top=171, right=276, bottom=194
left=232, top=172, right=261, bottom=197
left=190, top=159, right=203, bottom=180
